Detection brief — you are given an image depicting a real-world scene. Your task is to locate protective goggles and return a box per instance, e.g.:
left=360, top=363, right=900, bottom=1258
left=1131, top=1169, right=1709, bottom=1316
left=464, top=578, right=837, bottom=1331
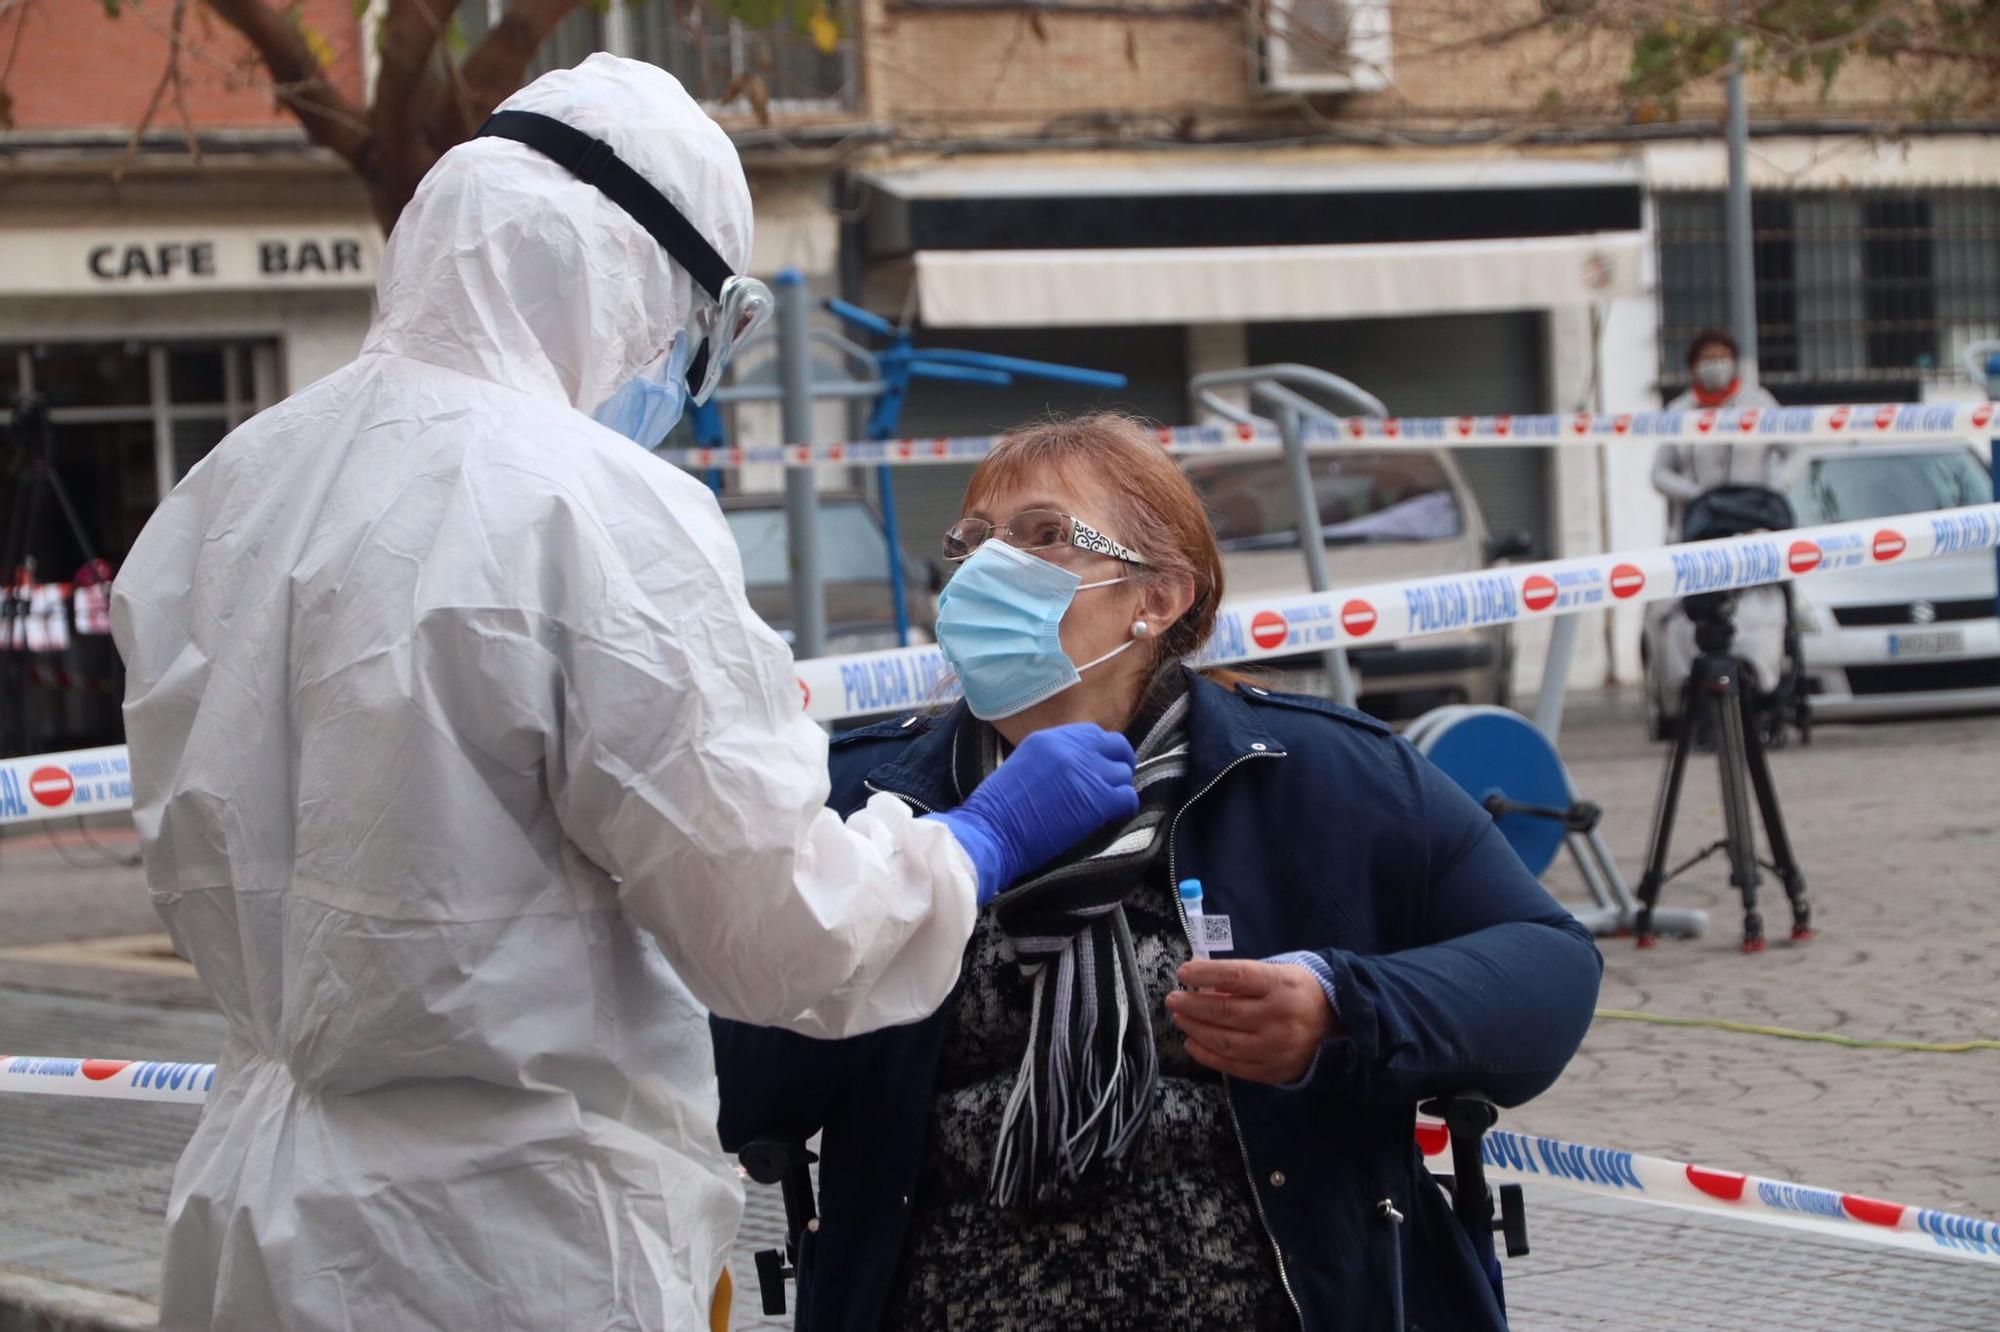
left=476, top=110, right=774, bottom=405
left=943, top=509, right=1151, bottom=565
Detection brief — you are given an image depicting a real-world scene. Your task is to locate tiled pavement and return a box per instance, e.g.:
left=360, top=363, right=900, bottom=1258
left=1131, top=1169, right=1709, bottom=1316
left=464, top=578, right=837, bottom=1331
left=4, top=700, right=1997, bottom=1327
left=4, top=992, right=1995, bottom=1329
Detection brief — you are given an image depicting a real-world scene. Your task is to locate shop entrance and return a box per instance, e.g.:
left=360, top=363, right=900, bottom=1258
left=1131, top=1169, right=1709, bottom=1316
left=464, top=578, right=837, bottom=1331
left=1, top=339, right=278, bottom=756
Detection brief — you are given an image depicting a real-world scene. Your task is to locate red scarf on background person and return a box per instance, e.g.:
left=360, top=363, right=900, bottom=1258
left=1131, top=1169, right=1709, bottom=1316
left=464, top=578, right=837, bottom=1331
left=1691, top=378, right=1741, bottom=408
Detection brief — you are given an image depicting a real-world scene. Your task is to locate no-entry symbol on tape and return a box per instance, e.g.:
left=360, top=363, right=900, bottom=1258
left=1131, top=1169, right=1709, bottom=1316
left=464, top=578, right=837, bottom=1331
left=1340, top=600, right=1378, bottom=638
left=1610, top=564, right=1645, bottom=599
left=1788, top=541, right=1822, bottom=575
left=1522, top=575, right=1559, bottom=612
left=1251, top=611, right=1288, bottom=651
left=28, top=767, right=73, bottom=809
left=1872, top=530, right=1906, bottom=562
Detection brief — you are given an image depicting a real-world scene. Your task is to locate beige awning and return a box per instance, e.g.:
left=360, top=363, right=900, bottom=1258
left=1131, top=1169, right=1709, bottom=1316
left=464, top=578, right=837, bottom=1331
left=912, top=232, right=1647, bottom=328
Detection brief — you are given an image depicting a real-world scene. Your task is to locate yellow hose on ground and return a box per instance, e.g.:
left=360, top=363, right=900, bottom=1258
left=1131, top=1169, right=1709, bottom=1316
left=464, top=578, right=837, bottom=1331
left=1595, top=1008, right=2000, bottom=1053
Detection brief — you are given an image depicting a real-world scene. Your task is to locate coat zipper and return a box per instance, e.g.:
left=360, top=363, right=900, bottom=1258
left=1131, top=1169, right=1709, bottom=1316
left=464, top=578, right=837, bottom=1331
left=1165, top=749, right=1306, bottom=1332
left=865, top=779, right=935, bottom=815
left=1379, top=1198, right=1406, bottom=1329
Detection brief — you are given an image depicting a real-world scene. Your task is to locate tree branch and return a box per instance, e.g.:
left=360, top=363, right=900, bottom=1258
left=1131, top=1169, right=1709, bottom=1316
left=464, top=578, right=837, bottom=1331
left=115, top=0, right=201, bottom=180
left=0, top=0, right=38, bottom=130
left=370, top=0, right=458, bottom=142
left=460, top=0, right=587, bottom=119
left=199, top=0, right=372, bottom=165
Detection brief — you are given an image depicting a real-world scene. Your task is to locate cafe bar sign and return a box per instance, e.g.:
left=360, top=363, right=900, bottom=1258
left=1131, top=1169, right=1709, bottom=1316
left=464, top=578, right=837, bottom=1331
left=0, top=225, right=382, bottom=295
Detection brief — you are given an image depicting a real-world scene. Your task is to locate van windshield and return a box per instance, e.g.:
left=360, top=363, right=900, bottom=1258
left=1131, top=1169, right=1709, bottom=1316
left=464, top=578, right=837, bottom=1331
left=1184, top=452, right=1465, bottom=551
left=725, top=502, right=892, bottom=586
left=1790, top=448, right=1992, bottom=525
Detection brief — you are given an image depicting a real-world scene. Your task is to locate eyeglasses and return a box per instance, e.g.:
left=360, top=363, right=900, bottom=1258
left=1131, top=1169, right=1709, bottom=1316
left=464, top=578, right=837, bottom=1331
left=686, top=275, right=775, bottom=406
left=942, top=509, right=1151, bottom=565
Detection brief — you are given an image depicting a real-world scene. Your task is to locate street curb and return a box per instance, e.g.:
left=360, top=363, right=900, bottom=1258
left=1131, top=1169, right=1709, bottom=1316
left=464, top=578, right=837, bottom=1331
left=0, top=1271, right=156, bottom=1332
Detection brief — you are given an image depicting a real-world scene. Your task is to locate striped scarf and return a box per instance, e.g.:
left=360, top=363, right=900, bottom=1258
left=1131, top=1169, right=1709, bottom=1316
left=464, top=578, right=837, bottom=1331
left=954, top=688, right=1193, bottom=1210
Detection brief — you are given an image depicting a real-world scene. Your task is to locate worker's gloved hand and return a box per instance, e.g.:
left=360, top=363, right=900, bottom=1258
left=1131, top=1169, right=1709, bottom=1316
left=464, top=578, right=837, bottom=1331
left=927, top=723, right=1139, bottom=905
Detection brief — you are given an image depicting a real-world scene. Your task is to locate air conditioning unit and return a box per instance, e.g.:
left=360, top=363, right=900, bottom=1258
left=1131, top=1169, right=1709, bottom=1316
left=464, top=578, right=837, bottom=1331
left=1255, top=0, right=1393, bottom=96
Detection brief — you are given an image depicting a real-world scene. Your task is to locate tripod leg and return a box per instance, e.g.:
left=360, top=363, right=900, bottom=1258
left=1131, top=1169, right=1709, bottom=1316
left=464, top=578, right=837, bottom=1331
left=1635, top=664, right=1701, bottom=948
left=1715, top=666, right=1765, bottom=952
left=1741, top=687, right=1813, bottom=941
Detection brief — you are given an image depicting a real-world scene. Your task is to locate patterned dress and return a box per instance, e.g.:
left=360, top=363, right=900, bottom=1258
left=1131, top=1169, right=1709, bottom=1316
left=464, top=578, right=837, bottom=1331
left=880, top=862, right=1298, bottom=1330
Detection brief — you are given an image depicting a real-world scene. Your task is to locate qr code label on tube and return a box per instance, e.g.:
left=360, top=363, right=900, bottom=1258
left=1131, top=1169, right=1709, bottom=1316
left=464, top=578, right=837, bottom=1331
left=1196, top=915, right=1234, bottom=953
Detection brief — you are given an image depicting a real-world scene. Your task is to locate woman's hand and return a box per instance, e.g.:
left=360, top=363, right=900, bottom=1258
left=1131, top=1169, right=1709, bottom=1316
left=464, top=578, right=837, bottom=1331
left=1166, top=959, right=1342, bottom=1086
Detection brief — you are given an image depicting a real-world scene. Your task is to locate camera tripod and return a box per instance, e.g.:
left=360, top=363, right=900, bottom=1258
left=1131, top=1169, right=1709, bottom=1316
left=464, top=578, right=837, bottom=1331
left=1634, top=592, right=1812, bottom=953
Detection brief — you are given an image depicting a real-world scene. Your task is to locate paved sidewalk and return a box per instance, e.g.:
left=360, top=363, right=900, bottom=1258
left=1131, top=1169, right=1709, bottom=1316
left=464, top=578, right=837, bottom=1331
left=1528, top=696, right=2000, bottom=1218
left=6, top=992, right=1996, bottom=1330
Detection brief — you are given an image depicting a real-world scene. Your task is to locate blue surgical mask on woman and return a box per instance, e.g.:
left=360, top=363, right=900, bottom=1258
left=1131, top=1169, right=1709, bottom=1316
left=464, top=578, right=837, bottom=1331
left=935, top=540, right=1136, bottom=720
left=592, top=335, right=692, bottom=447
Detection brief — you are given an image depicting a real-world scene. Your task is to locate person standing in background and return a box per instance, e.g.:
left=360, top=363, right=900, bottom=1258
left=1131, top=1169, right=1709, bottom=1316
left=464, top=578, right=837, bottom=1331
left=1654, top=328, right=1796, bottom=536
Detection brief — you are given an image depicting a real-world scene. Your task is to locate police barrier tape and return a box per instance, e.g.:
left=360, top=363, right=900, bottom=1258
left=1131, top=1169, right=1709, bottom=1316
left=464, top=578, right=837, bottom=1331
left=0, top=1054, right=213, bottom=1105
left=658, top=400, right=2000, bottom=471
left=4, top=1051, right=1991, bottom=1266
left=792, top=501, right=2000, bottom=723
left=6, top=504, right=2000, bottom=816
left=1414, top=1119, right=2000, bottom=1267
left=0, top=744, right=132, bottom=828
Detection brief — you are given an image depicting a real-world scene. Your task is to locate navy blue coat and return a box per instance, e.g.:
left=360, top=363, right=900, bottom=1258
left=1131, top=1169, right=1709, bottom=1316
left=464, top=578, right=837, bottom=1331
left=713, top=676, right=1603, bottom=1331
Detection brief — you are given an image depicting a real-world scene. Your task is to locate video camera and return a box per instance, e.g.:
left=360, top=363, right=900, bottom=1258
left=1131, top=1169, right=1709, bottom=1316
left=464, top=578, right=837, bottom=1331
left=1678, top=486, right=1796, bottom=647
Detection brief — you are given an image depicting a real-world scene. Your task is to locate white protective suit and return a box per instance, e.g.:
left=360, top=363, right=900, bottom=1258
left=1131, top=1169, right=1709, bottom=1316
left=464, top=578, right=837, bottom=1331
left=111, top=55, right=976, bottom=1332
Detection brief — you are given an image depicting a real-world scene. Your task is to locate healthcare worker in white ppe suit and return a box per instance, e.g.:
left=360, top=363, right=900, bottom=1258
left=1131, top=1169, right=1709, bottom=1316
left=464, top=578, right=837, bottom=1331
left=111, top=54, right=1137, bottom=1332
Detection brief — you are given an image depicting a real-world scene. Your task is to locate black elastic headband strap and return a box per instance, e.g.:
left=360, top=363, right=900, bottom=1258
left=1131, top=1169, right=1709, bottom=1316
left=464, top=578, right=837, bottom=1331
left=476, top=109, right=734, bottom=303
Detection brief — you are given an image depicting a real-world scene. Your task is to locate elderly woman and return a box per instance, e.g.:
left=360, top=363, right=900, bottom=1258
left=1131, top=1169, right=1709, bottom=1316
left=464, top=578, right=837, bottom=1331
left=712, top=412, right=1602, bottom=1331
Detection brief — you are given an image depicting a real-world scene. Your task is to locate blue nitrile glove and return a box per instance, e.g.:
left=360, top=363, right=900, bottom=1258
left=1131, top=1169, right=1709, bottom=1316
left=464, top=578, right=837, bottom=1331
left=927, top=722, right=1139, bottom=905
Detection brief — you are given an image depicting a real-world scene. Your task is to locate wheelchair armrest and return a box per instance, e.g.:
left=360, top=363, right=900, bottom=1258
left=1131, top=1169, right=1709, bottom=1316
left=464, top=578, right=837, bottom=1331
left=1420, top=1092, right=1528, bottom=1258
left=739, top=1137, right=817, bottom=1187
left=738, top=1138, right=822, bottom=1317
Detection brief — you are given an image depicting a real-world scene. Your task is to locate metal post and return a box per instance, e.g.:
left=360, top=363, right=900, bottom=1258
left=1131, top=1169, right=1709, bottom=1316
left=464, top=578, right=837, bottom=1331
left=876, top=465, right=911, bottom=647
left=1724, top=2, right=1758, bottom=376
left=1277, top=404, right=1357, bottom=707
left=1985, top=353, right=2000, bottom=625
left=776, top=269, right=827, bottom=660
left=1534, top=613, right=1581, bottom=739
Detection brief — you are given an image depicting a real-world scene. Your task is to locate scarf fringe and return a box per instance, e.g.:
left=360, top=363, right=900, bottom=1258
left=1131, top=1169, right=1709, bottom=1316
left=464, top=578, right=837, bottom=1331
left=981, top=695, right=1187, bottom=1210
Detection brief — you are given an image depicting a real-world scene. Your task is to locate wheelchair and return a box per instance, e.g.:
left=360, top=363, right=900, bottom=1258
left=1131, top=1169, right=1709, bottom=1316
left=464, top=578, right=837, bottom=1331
left=739, top=1091, right=1529, bottom=1319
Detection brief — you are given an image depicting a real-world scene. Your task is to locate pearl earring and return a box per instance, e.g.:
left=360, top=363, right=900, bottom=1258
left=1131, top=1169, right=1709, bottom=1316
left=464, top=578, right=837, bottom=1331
left=1131, top=619, right=1151, bottom=639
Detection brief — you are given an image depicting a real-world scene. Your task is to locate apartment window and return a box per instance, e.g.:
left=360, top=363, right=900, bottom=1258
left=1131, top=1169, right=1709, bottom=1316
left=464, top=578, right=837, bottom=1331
left=1657, top=187, right=2000, bottom=401
left=457, top=0, right=854, bottom=111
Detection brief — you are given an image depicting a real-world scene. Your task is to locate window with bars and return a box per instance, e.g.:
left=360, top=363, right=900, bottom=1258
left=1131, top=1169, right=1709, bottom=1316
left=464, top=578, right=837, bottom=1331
left=1657, top=188, right=2000, bottom=403
left=457, top=0, right=854, bottom=111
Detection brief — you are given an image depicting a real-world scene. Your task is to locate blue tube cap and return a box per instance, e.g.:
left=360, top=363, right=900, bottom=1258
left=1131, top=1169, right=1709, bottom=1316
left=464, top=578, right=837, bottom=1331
left=1178, top=878, right=1203, bottom=901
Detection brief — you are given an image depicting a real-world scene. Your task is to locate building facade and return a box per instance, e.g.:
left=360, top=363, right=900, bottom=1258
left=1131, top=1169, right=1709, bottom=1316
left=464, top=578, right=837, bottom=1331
left=3, top=0, right=1995, bottom=737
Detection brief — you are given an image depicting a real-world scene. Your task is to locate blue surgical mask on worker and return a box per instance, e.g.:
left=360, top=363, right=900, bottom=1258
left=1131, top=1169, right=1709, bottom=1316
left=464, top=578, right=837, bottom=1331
left=592, top=334, right=691, bottom=448
left=936, top=540, right=1136, bottom=720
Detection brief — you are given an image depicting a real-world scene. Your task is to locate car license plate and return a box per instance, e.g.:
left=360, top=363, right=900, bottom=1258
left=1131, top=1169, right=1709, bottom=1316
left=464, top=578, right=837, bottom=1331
left=1887, top=630, right=1965, bottom=658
